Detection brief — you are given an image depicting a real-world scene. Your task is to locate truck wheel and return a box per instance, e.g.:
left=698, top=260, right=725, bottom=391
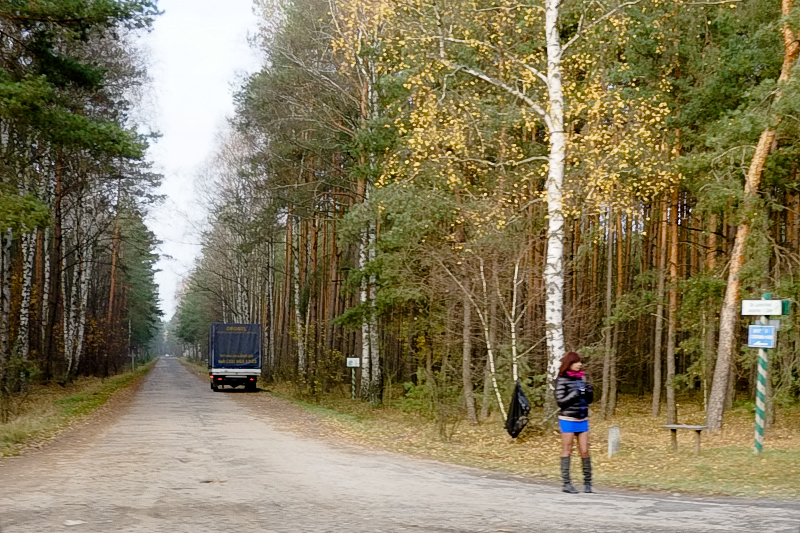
left=245, top=380, right=256, bottom=392
left=211, top=382, right=219, bottom=391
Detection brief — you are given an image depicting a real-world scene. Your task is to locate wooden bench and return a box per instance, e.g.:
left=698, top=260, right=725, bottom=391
left=661, top=424, right=708, bottom=454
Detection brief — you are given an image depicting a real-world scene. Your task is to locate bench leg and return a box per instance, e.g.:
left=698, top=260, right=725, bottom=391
left=694, top=430, right=701, bottom=454
left=670, top=429, right=677, bottom=451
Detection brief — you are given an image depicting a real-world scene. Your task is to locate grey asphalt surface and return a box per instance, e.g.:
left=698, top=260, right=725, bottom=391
left=2, top=357, right=799, bottom=533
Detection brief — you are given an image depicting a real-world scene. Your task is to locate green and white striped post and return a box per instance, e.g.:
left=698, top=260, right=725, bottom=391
left=754, top=313, right=768, bottom=455
left=744, top=295, right=789, bottom=455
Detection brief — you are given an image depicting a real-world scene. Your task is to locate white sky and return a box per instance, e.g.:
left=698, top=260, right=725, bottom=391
left=140, top=0, right=262, bottom=319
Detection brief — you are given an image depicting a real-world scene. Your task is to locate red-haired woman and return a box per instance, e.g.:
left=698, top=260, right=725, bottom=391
left=554, top=352, right=594, bottom=493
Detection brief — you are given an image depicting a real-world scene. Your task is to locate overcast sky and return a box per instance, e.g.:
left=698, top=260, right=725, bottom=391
left=140, top=0, right=262, bottom=319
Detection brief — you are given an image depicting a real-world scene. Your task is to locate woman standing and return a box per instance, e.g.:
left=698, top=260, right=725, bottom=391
left=554, top=352, right=594, bottom=493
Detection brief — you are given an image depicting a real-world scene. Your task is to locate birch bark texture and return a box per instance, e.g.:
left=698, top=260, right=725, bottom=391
left=18, top=232, right=37, bottom=360
left=706, top=0, right=799, bottom=431
left=543, top=0, right=567, bottom=397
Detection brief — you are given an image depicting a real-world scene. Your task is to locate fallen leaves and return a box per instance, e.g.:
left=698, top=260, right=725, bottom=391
left=269, top=383, right=800, bottom=499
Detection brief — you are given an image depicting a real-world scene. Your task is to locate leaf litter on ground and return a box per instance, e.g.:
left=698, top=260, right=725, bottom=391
left=263, top=382, right=800, bottom=500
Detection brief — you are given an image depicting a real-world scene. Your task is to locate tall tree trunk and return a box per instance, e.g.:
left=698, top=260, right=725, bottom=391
left=462, top=290, right=478, bottom=425
left=703, top=214, right=719, bottom=409
left=0, top=229, right=11, bottom=369
left=367, top=220, right=381, bottom=406
left=480, top=280, right=501, bottom=420
left=107, top=185, right=121, bottom=327
left=40, top=227, right=51, bottom=363
left=359, top=223, right=372, bottom=399
left=71, top=243, right=93, bottom=376
left=652, top=202, right=668, bottom=416
left=543, top=0, right=567, bottom=405
left=707, top=1, right=799, bottom=430
left=17, top=232, right=36, bottom=361
left=62, top=225, right=78, bottom=379
left=666, top=188, right=679, bottom=425
left=601, top=212, right=614, bottom=419
left=269, top=240, right=276, bottom=375
left=610, top=213, right=624, bottom=416
left=292, top=217, right=306, bottom=377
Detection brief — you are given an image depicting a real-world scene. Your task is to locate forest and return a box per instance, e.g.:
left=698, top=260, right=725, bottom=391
left=169, top=0, right=800, bottom=432
left=0, top=0, right=163, bottom=420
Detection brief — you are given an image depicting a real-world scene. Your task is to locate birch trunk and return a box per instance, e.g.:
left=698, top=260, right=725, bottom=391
left=368, top=227, right=381, bottom=406
left=293, top=219, right=306, bottom=376
left=707, top=0, right=798, bottom=430
left=61, top=220, right=76, bottom=379
left=480, top=292, right=498, bottom=420
left=509, top=261, right=522, bottom=382
left=63, top=237, right=81, bottom=379
left=441, top=258, right=507, bottom=420
left=40, top=227, right=51, bottom=355
left=72, top=244, right=93, bottom=375
left=543, top=0, right=567, bottom=401
left=18, top=231, right=37, bottom=360
left=359, top=224, right=372, bottom=399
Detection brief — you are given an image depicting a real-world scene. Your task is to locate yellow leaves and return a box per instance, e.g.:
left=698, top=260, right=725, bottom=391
left=565, top=74, right=675, bottom=213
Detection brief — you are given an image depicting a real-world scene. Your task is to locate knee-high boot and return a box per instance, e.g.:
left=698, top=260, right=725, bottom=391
left=561, top=457, right=577, bottom=493
left=582, top=456, right=593, bottom=493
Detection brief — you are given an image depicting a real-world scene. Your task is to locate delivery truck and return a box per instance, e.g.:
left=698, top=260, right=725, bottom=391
left=208, top=323, right=261, bottom=391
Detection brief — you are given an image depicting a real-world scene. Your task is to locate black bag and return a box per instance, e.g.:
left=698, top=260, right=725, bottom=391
left=505, top=381, right=531, bottom=438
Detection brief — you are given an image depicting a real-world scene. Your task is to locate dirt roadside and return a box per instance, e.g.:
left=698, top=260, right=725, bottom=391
left=184, top=360, right=800, bottom=502
left=2, top=357, right=798, bottom=533
left=1, top=366, right=151, bottom=460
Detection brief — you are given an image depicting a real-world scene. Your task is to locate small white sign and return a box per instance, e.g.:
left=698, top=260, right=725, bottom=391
left=346, top=357, right=360, bottom=368
left=741, top=300, right=782, bottom=316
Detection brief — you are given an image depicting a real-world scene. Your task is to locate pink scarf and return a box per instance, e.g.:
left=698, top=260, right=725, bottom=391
left=566, top=370, right=585, bottom=379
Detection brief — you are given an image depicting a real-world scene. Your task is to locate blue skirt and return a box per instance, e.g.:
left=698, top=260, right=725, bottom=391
left=559, top=419, right=589, bottom=434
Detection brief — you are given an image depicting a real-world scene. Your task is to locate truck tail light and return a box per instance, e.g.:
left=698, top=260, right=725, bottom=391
left=249, top=378, right=255, bottom=381
left=217, top=377, right=223, bottom=381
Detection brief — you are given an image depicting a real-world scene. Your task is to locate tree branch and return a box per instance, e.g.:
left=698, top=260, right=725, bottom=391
left=563, top=0, right=644, bottom=53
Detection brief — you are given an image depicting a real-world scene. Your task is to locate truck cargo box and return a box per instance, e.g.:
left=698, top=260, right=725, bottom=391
left=208, top=323, right=261, bottom=391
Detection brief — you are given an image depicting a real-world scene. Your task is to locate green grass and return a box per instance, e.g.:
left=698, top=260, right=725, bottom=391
left=0, top=362, right=155, bottom=457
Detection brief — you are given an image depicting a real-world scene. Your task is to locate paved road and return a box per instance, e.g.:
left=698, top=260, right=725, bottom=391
left=2, top=358, right=799, bottom=532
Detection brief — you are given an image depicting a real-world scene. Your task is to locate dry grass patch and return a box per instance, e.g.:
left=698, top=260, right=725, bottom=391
left=179, top=357, right=208, bottom=377
left=0, top=362, right=155, bottom=457
left=267, top=383, right=800, bottom=499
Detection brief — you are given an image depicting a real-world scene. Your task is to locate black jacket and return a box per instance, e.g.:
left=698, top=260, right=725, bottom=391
left=554, top=375, right=594, bottom=420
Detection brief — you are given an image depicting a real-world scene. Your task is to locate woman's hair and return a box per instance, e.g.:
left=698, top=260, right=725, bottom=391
left=558, top=352, right=582, bottom=377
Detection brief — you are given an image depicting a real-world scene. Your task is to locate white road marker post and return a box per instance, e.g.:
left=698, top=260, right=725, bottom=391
left=346, top=357, right=360, bottom=400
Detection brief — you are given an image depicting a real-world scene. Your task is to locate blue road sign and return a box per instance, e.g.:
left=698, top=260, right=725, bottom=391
left=748, top=326, right=776, bottom=348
